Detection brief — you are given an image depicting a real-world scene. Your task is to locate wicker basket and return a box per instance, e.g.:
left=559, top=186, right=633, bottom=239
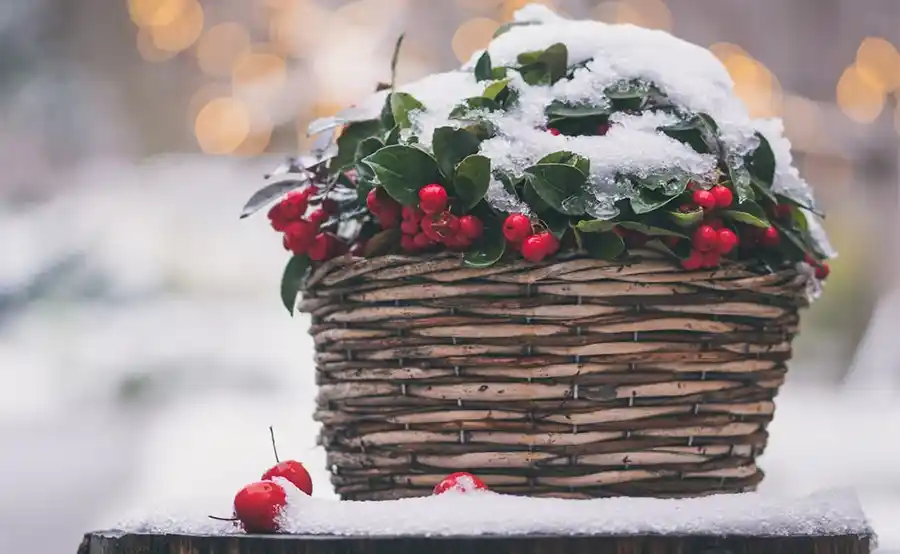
left=301, top=248, right=807, bottom=500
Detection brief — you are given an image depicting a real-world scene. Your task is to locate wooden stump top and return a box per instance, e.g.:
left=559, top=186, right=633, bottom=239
left=79, top=530, right=873, bottom=554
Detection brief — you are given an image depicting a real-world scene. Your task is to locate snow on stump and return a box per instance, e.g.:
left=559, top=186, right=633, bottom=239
left=78, top=489, right=876, bottom=553
left=246, top=4, right=837, bottom=500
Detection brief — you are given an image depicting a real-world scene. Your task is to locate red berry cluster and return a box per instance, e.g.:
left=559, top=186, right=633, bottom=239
left=503, top=213, right=559, bottom=262
left=370, top=184, right=485, bottom=254
left=677, top=183, right=740, bottom=270
left=268, top=188, right=345, bottom=262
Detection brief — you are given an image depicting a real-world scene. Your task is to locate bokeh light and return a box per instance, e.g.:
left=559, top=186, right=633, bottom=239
left=836, top=64, right=885, bottom=124
left=614, top=0, right=672, bottom=30
left=232, top=49, right=288, bottom=91
left=136, top=27, right=177, bottom=62
left=151, top=0, right=204, bottom=53
left=452, top=18, right=500, bottom=63
left=194, top=97, right=252, bottom=154
left=195, top=22, right=251, bottom=76
left=456, top=0, right=504, bottom=12
left=717, top=50, right=783, bottom=118
left=128, top=0, right=188, bottom=28
left=855, top=37, right=900, bottom=93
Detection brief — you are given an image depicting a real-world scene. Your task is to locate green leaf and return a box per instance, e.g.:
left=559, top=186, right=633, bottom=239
left=726, top=163, right=755, bottom=204
left=356, top=177, right=375, bottom=204
left=617, top=221, right=687, bottom=238
left=454, top=154, right=491, bottom=209
left=362, top=145, right=442, bottom=205
left=523, top=175, right=550, bottom=213
left=524, top=163, right=588, bottom=215
left=542, top=210, right=571, bottom=240
left=491, top=67, right=508, bottom=79
left=539, top=43, right=568, bottom=83
left=665, top=207, right=704, bottom=227
left=520, top=63, right=551, bottom=86
left=474, top=51, right=493, bottom=82
left=747, top=131, right=776, bottom=186
left=633, top=173, right=690, bottom=196
left=432, top=127, right=481, bottom=179
left=750, top=176, right=778, bottom=204
left=280, top=255, right=311, bottom=315
left=546, top=101, right=609, bottom=120
left=239, top=177, right=309, bottom=219
left=629, top=188, right=679, bottom=215
left=390, top=92, right=425, bottom=129
left=576, top=219, right=616, bottom=233
left=331, top=120, right=382, bottom=172
left=464, top=225, right=506, bottom=267
left=355, top=136, right=384, bottom=163
left=483, top=78, right=512, bottom=101
left=449, top=97, right=501, bottom=119
left=538, top=151, right=590, bottom=175
left=773, top=222, right=810, bottom=262
left=605, top=80, right=651, bottom=110
left=379, top=94, right=395, bottom=129
left=383, top=125, right=400, bottom=145
left=583, top=231, right=625, bottom=260
left=659, top=115, right=717, bottom=155
left=722, top=200, right=771, bottom=228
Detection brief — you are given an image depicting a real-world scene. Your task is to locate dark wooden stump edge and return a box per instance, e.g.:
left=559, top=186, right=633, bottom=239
left=79, top=531, right=874, bottom=554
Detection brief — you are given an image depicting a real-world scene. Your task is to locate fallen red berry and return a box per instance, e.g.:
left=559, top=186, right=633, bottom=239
left=433, top=472, right=489, bottom=495
left=716, top=229, right=738, bottom=254
left=692, top=190, right=716, bottom=211
left=503, top=214, right=532, bottom=243
left=458, top=215, right=484, bottom=240
left=681, top=250, right=704, bottom=270
left=521, top=234, right=549, bottom=262
left=419, top=184, right=449, bottom=215
left=262, top=461, right=313, bottom=496
left=761, top=226, right=780, bottom=247
left=710, top=185, right=733, bottom=209
left=547, top=127, right=561, bottom=136
left=283, top=220, right=315, bottom=255
left=692, top=225, right=718, bottom=252
left=815, top=262, right=831, bottom=279
left=233, top=481, right=287, bottom=534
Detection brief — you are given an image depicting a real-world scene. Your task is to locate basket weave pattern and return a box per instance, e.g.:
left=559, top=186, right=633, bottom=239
left=301, top=251, right=807, bottom=500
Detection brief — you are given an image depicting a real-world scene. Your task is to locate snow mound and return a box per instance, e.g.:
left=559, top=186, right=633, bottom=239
left=116, top=485, right=873, bottom=539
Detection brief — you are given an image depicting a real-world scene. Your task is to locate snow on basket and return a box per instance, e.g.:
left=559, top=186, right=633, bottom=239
left=240, top=5, right=835, bottom=500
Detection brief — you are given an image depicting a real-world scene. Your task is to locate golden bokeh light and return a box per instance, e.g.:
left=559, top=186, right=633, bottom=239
left=709, top=42, right=748, bottom=63
left=188, top=83, right=232, bottom=119
left=836, top=64, right=885, bottom=124
left=269, top=0, right=330, bottom=57
left=452, top=18, right=500, bottom=63
left=136, top=27, right=177, bottom=62
left=151, top=0, right=204, bottom=53
left=232, top=49, right=288, bottom=91
left=233, top=128, right=273, bottom=157
left=855, top=36, right=900, bottom=92
left=721, top=53, right=782, bottom=118
left=128, top=0, right=187, bottom=28
left=194, top=97, right=252, bottom=155
left=195, top=22, right=251, bottom=76
left=613, top=0, right=672, bottom=31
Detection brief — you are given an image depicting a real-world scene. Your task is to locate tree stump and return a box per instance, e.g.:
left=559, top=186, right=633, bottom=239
left=78, top=531, right=873, bottom=554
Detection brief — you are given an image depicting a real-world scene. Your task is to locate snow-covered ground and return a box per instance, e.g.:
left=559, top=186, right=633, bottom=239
left=1, top=157, right=897, bottom=552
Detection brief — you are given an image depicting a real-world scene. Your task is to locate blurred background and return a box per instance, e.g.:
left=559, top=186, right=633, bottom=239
left=2, top=0, right=900, bottom=552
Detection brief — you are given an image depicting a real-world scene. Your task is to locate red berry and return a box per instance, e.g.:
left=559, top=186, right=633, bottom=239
left=308, top=208, right=328, bottom=227
left=803, top=253, right=816, bottom=265
left=692, top=190, right=716, bottom=211
left=413, top=232, right=433, bottom=250
left=307, top=233, right=331, bottom=261
left=262, top=460, right=313, bottom=496
left=681, top=249, right=704, bottom=270
left=596, top=123, right=611, bottom=136
left=458, top=215, right=484, bottom=240
left=419, top=184, right=449, bottom=215
left=233, top=481, right=287, bottom=534
left=815, top=262, right=831, bottom=280
left=540, top=231, right=560, bottom=256
left=761, top=226, right=780, bottom=247
left=547, top=127, right=561, bottom=136
left=773, top=204, right=792, bottom=220
left=402, top=206, right=423, bottom=223
left=401, top=234, right=418, bottom=252
left=706, top=218, right=724, bottom=230
left=521, top=234, right=548, bottom=262
left=701, top=251, right=721, bottom=268
left=433, top=472, right=489, bottom=495
left=503, top=214, right=532, bottom=243
left=692, top=225, right=718, bottom=252
left=401, top=218, right=420, bottom=235
left=443, top=234, right=472, bottom=252
left=366, top=188, right=382, bottom=214
left=421, top=216, right=441, bottom=242
left=378, top=206, right=401, bottom=229
left=710, top=185, right=733, bottom=209
left=422, top=211, right=459, bottom=242
left=283, top=220, right=315, bottom=255
left=716, top=229, right=739, bottom=254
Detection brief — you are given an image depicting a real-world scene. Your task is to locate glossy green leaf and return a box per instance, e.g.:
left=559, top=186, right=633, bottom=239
left=747, top=131, right=776, bottom=186
left=722, top=200, right=771, bottom=228
left=474, top=51, right=493, bottom=82
left=582, top=231, right=625, bottom=260
left=449, top=97, right=501, bottom=119
left=525, top=163, right=588, bottom=215
left=538, top=151, right=590, bottom=175
left=629, top=188, right=679, bottom=215
left=432, top=127, right=481, bottom=179
left=331, top=119, right=382, bottom=171
left=545, top=101, right=609, bottom=120
left=576, top=219, right=616, bottom=233
left=665, top=207, right=704, bottom=227
left=617, top=221, right=687, bottom=238
left=362, top=145, right=442, bottom=205
left=454, top=154, right=491, bottom=209
left=464, top=225, right=506, bottom=267
left=390, top=92, right=425, bottom=129
left=280, top=255, right=311, bottom=315
left=483, top=78, right=512, bottom=101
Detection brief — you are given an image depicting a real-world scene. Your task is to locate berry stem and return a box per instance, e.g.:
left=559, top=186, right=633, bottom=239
left=269, top=426, right=280, bottom=463
left=208, top=515, right=239, bottom=522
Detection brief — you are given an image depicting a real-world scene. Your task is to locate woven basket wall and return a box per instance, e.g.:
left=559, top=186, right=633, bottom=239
left=300, top=249, right=808, bottom=500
